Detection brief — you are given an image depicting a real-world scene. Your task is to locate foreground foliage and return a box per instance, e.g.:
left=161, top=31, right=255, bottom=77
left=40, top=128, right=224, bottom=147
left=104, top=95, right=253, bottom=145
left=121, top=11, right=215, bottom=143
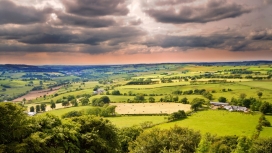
left=1, top=103, right=272, bottom=153
left=0, top=103, right=119, bottom=153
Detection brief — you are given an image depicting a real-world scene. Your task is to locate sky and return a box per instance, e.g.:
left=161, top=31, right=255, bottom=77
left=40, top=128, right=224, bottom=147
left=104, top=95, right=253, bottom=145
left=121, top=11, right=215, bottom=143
left=0, top=0, right=272, bottom=65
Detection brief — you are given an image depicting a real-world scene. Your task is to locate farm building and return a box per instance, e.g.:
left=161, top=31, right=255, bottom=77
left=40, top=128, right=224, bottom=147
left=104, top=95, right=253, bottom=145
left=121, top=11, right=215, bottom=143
left=210, top=102, right=229, bottom=106
left=93, top=89, right=104, bottom=95
left=27, top=112, right=36, bottom=116
left=224, top=106, right=248, bottom=112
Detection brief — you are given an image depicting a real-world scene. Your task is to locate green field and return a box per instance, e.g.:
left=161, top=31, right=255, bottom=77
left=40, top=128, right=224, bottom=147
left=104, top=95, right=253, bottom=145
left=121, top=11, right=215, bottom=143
left=155, top=110, right=261, bottom=137
left=43, top=105, right=95, bottom=117
left=238, top=81, right=272, bottom=91
left=106, top=116, right=167, bottom=128
left=259, top=115, right=272, bottom=138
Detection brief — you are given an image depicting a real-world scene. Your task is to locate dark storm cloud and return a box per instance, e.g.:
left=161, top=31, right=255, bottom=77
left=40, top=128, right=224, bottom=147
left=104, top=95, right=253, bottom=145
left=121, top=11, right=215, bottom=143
left=143, top=33, right=272, bottom=52
left=19, top=33, right=76, bottom=44
left=0, top=24, right=72, bottom=39
left=56, top=13, right=117, bottom=28
left=60, top=0, right=129, bottom=17
left=0, top=43, right=73, bottom=53
left=144, top=0, right=251, bottom=24
left=144, top=35, right=230, bottom=48
left=16, top=26, right=145, bottom=46
left=0, top=43, right=116, bottom=55
left=154, top=0, right=195, bottom=6
left=0, top=0, right=52, bottom=24
left=0, top=24, right=146, bottom=54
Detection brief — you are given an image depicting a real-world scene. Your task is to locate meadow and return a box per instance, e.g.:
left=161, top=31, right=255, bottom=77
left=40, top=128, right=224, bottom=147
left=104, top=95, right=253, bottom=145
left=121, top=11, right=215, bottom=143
left=106, top=116, right=167, bottom=128
left=155, top=110, right=261, bottom=137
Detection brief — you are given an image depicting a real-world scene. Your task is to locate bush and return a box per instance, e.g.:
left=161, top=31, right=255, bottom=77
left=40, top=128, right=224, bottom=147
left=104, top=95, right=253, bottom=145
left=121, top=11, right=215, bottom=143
left=168, top=110, right=187, bottom=121
left=62, top=110, right=83, bottom=119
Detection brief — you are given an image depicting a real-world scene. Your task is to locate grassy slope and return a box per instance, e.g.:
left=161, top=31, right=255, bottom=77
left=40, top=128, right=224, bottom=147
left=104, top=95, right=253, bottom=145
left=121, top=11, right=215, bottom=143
left=42, top=105, right=95, bottom=117
left=106, top=116, right=167, bottom=128
left=259, top=115, right=272, bottom=138
left=154, top=110, right=260, bottom=137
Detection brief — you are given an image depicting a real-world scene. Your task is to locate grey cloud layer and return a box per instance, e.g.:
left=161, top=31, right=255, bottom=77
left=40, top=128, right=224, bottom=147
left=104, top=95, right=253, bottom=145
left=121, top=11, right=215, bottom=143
left=0, top=1, right=52, bottom=24
left=55, top=13, right=117, bottom=28
left=144, top=0, right=251, bottom=24
left=60, top=0, right=129, bottom=17
left=0, top=0, right=271, bottom=55
left=144, top=32, right=272, bottom=52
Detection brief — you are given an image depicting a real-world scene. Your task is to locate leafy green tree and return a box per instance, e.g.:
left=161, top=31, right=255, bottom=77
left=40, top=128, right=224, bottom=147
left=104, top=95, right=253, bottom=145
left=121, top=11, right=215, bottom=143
left=259, top=102, right=271, bottom=114
left=197, top=133, right=213, bottom=153
left=92, top=98, right=103, bottom=106
left=233, top=136, right=252, bottom=153
left=203, top=92, right=213, bottom=100
left=111, top=90, right=121, bottom=95
left=71, top=99, right=78, bottom=107
left=62, top=101, right=70, bottom=107
left=62, top=110, right=83, bottom=119
left=105, top=105, right=117, bottom=116
left=173, top=96, right=179, bottom=102
left=168, top=110, right=187, bottom=121
left=190, top=98, right=205, bottom=111
left=242, top=99, right=251, bottom=108
left=100, top=96, right=110, bottom=104
left=50, top=101, right=56, bottom=109
left=93, top=85, right=100, bottom=91
left=36, top=105, right=40, bottom=112
left=218, top=96, right=227, bottom=102
left=209, top=136, right=239, bottom=153
left=71, top=115, right=120, bottom=153
left=0, top=103, right=30, bottom=145
left=81, top=98, right=89, bottom=106
left=250, top=138, right=272, bottom=153
left=40, top=103, right=46, bottom=112
left=67, top=95, right=76, bottom=101
left=30, top=106, right=35, bottom=112
left=23, top=114, right=80, bottom=153
left=180, top=97, right=188, bottom=104
left=23, top=98, right=26, bottom=104
left=129, top=126, right=201, bottom=153
left=134, top=94, right=145, bottom=102
left=118, top=126, right=143, bottom=153
left=148, top=96, right=155, bottom=103
left=257, top=92, right=263, bottom=99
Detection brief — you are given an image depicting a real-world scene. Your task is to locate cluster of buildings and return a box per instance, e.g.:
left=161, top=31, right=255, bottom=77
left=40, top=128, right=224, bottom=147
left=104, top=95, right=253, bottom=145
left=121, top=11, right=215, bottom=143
left=210, top=101, right=248, bottom=112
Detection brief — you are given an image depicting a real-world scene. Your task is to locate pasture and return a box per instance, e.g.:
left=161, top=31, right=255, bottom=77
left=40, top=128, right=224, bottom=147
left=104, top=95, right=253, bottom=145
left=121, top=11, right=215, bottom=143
left=106, top=116, right=167, bottom=128
left=40, top=105, right=94, bottom=117
left=259, top=115, right=272, bottom=138
left=155, top=110, right=261, bottom=137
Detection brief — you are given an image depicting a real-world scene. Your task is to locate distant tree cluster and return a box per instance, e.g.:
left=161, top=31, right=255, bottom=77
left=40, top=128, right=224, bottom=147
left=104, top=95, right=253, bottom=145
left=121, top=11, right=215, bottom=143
left=91, top=96, right=111, bottom=106
left=168, top=110, right=187, bottom=121
left=30, top=103, right=47, bottom=113
left=61, top=105, right=117, bottom=118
